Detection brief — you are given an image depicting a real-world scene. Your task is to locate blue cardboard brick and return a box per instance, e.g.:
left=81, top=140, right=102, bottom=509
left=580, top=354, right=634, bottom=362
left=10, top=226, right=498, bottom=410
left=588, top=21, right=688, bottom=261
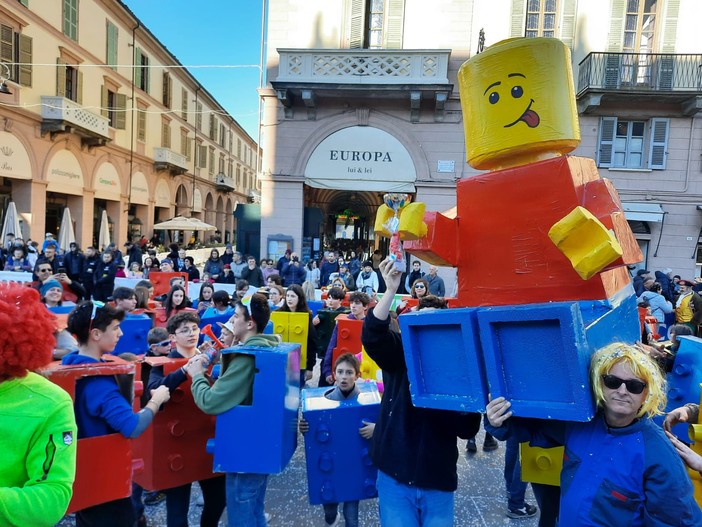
left=399, top=307, right=487, bottom=412
left=308, top=300, right=324, bottom=317
left=399, top=294, right=640, bottom=422
left=657, top=335, right=702, bottom=441
left=209, top=342, right=300, bottom=474
left=302, top=382, right=381, bottom=505
left=199, top=313, right=232, bottom=339
left=113, top=314, right=152, bottom=355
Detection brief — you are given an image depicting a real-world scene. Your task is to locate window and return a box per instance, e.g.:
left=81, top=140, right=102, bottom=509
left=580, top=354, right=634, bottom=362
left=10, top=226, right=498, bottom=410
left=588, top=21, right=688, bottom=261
left=237, top=138, right=241, bottom=159
left=106, top=20, right=118, bottom=69
left=219, top=155, right=225, bottom=174
left=162, top=72, right=171, bottom=108
left=209, top=147, right=215, bottom=175
left=137, top=107, right=146, bottom=142
left=236, top=164, right=241, bottom=186
left=525, top=0, right=558, bottom=38
left=219, top=124, right=226, bottom=147
left=63, top=0, right=78, bottom=41
left=1, top=24, right=32, bottom=87
left=624, top=0, right=658, bottom=53
left=597, top=117, right=668, bottom=170
left=228, top=160, right=233, bottom=177
left=135, top=48, right=149, bottom=93
left=196, top=143, right=207, bottom=169
left=209, top=114, right=217, bottom=142
left=196, top=102, right=202, bottom=131
left=101, top=86, right=126, bottom=129
left=56, top=59, right=81, bottom=102
left=161, top=119, right=171, bottom=149
left=344, top=0, right=404, bottom=49
left=181, top=88, right=188, bottom=120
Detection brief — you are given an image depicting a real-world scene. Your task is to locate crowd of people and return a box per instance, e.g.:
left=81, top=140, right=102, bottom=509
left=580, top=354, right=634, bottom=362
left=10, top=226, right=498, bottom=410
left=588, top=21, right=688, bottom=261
left=5, top=231, right=702, bottom=526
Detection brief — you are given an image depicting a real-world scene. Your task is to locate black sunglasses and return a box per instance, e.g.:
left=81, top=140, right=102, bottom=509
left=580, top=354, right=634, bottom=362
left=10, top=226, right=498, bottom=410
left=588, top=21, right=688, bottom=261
left=602, top=374, right=647, bottom=395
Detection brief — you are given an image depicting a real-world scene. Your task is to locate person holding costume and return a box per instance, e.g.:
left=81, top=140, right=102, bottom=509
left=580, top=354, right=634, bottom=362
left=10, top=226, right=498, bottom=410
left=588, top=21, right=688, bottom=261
left=61, top=301, right=171, bottom=526
left=486, top=343, right=702, bottom=526
left=0, top=284, right=77, bottom=527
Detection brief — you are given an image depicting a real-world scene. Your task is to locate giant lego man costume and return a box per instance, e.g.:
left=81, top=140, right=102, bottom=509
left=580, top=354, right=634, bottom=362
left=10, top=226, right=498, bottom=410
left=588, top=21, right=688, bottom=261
left=387, top=38, right=643, bottom=422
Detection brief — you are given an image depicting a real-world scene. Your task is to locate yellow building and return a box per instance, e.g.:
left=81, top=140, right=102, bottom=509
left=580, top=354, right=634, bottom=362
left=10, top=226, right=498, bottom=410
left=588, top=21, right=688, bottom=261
left=0, top=0, right=259, bottom=248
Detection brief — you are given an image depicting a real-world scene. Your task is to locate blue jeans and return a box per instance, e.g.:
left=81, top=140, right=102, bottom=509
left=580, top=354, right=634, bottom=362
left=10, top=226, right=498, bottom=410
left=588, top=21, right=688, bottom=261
left=226, top=472, right=269, bottom=527
left=376, top=470, right=454, bottom=527
left=505, top=436, right=528, bottom=510
left=323, top=501, right=359, bottom=527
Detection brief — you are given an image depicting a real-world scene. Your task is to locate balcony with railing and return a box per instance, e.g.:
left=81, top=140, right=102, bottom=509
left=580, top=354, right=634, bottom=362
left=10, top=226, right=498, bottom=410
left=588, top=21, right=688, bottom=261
left=272, top=49, right=453, bottom=122
left=153, top=147, right=189, bottom=176
left=40, top=96, right=110, bottom=148
left=577, top=52, right=702, bottom=115
left=214, top=172, right=235, bottom=192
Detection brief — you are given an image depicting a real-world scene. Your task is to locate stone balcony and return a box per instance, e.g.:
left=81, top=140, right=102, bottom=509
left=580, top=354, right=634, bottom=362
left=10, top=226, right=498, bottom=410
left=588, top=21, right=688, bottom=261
left=40, top=96, right=110, bottom=148
left=214, top=172, right=235, bottom=192
left=153, top=147, right=189, bottom=176
left=272, top=49, right=453, bottom=122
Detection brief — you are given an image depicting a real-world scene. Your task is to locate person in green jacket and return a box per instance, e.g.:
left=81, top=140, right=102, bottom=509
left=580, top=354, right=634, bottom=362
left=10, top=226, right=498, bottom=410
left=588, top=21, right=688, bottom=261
left=185, top=293, right=281, bottom=527
left=0, top=283, right=77, bottom=527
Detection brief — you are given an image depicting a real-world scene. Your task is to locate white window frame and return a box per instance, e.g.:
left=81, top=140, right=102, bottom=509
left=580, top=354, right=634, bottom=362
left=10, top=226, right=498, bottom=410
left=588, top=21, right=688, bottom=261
left=596, top=116, right=668, bottom=170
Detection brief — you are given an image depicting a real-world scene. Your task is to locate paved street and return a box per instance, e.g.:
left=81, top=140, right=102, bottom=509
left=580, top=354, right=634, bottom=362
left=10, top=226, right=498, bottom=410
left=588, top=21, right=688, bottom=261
left=58, top=429, right=540, bottom=527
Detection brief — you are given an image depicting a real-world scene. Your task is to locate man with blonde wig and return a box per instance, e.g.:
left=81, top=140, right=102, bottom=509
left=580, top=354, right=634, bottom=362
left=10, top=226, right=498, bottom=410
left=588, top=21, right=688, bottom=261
left=486, top=343, right=701, bottom=526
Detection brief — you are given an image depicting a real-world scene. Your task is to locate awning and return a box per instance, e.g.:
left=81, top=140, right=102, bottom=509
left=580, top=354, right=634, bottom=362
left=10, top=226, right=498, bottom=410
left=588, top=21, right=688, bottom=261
left=622, top=202, right=664, bottom=223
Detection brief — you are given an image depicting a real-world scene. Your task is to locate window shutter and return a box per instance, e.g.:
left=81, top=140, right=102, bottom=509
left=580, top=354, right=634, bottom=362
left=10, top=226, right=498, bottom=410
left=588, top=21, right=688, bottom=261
left=209, top=113, right=216, bottom=140
left=137, top=110, right=146, bottom=142
left=162, top=72, right=171, bottom=108
left=0, top=25, right=12, bottom=69
left=76, top=70, right=83, bottom=104
left=347, top=0, right=365, bottom=49
left=509, top=0, right=526, bottom=38
left=144, top=56, right=150, bottom=93
left=660, top=0, right=680, bottom=53
left=199, top=145, right=207, bottom=168
left=19, top=0, right=29, bottom=7
left=383, top=0, right=405, bottom=49
left=209, top=149, right=215, bottom=175
left=115, top=93, right=127, bottom=130
left=106, top=21, right=118, bottom=69
left=181, top=88, right=188, bottom=120
left=18, top=34, right=32, bottom=87
left=162, top=122, right=170, bottom=148
left=100, top=85, right=108, bottom=117
left=648, top=118, right=669, bottom=170
left=56, top=58, right=66, bottom=97
left=134, top=47, right=142, bottom=88
left=559, top=0, right=576, bottom=50
left=607, top=0, right=626, bottom=52
left=597, top=117, right=617, bottom=167
left=186, top=138, right=192, bottom=161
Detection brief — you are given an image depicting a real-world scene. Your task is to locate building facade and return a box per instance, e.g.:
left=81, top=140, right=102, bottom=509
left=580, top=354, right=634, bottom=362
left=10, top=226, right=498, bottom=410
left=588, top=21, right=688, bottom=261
left=261, top=0, right=702, bottom=280
left=0, top=0, right=259, bottom=248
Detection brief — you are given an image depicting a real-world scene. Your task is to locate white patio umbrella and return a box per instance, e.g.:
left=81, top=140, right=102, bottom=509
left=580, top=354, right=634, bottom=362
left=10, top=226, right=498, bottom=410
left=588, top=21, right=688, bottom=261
left=153, top=216, right=216, bottom=231
left=1, top=202, right=22, bottom=244
left=98, top=210, right=110, bottom=250
left=58, top=207, right=76, bottom=252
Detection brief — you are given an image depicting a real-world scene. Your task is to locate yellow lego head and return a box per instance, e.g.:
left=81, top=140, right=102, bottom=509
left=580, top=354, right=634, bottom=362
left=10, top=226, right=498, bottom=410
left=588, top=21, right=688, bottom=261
left=458, top=38, right=580, bottom=170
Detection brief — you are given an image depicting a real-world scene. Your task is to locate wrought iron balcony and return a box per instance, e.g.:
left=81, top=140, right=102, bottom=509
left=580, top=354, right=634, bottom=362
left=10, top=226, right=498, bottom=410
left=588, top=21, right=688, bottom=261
left=272, top=48, right=453, bottom=122
left=40, top=96, right=110, bottom=148
left=214, top=172, right=235, bottom=192
left=153, top=147, right=189, bottom=175
left=577, top=52, right=702, bottom=115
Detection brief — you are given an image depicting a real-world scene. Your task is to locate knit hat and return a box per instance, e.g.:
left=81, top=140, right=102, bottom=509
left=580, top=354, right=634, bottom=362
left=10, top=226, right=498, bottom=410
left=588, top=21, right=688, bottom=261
left=40, top=279, right=62, bottom=297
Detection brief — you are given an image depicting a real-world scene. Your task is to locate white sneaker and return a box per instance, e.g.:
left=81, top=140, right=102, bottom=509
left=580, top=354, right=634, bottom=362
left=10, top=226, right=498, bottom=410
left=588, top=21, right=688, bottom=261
left=326, top=513, right=340, bottom=527
left=264, top=511, right=272, bottom=523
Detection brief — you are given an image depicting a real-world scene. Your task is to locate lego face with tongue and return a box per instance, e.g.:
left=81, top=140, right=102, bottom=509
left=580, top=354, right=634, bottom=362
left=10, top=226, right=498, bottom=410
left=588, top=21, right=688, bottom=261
left=457, top=37, right=581, bottom=170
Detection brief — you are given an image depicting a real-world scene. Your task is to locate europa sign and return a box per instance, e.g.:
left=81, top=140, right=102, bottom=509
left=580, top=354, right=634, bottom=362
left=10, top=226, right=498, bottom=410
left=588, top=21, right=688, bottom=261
left=305, top=126, right=416, bottom=192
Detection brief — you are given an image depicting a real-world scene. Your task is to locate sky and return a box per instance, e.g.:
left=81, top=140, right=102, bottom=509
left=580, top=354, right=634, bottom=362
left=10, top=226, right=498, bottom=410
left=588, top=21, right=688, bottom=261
left=122, top=0, right=264, bottom=139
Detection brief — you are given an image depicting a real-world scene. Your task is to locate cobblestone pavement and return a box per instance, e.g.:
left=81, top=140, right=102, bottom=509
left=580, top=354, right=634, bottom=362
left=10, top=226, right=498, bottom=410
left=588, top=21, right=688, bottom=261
left=57, top=429, right=540, bottom=527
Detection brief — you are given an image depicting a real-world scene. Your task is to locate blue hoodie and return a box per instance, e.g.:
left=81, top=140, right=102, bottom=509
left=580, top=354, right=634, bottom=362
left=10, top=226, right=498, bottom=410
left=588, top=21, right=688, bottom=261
left=61, top=352, right=139, bottom=439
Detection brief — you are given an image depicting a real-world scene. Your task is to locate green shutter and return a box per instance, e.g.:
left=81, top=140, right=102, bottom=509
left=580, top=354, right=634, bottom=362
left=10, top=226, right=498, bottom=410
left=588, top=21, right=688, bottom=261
left=115, top=93, right=127, bottom=130
left=660, top=0, right=680, bottom=53
left=607, top=0, right=626, bottom=52
left=559, top=0, right=576, bottom=51
left=19, top=0, right=29, bottom=7
left=597, top=117, right=617, bottom=167
left=648, top=118, right=669, bottom=169
left=1, top=25, right=13, bottom=70
left=100, top=85, right=108, bottom=117
left=383, top=0, right=405, bottom=49
left=509, top=0, right=526, bottom=38
left=347, top=0, right=365, bottom=48
left=56, top=58, right=66, bottom=97
left=106, top=21, right=118, bottom=69
left=18, top=34, right=32, bottom=87
left=134, top=47, right=142, bottom=88
left=76, top=70, right=83, bottom=103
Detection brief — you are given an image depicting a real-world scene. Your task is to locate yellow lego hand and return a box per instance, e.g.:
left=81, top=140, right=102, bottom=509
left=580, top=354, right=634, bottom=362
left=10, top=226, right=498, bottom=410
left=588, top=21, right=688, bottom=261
left=374, top=205, right=395, bottom=238
left=548, top=206, right=623, bottom=280
left=373, top=203, right=427, bottom=240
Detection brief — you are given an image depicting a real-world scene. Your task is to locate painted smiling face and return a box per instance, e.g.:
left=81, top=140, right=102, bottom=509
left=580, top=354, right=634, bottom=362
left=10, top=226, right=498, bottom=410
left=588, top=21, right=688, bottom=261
left=458, top=37, right=580, bottom=171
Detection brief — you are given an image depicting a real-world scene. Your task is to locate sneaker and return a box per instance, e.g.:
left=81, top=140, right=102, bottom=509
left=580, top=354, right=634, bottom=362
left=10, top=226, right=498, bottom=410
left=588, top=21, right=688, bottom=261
left=143, top=491, right=166, bottom=506
left=466, top=438, right=478, bottom=453
left=326, top=513, right=341, bottom=527
left=483, top=434, right=499, bottom=451
left=507, top=503, right=538, bottom=519
left=265, top=512, right=272, bottom=523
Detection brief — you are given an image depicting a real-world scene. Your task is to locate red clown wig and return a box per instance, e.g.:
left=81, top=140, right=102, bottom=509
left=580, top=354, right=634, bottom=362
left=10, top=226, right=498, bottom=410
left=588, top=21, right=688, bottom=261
left=0, top=283, right=56, bottom=381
